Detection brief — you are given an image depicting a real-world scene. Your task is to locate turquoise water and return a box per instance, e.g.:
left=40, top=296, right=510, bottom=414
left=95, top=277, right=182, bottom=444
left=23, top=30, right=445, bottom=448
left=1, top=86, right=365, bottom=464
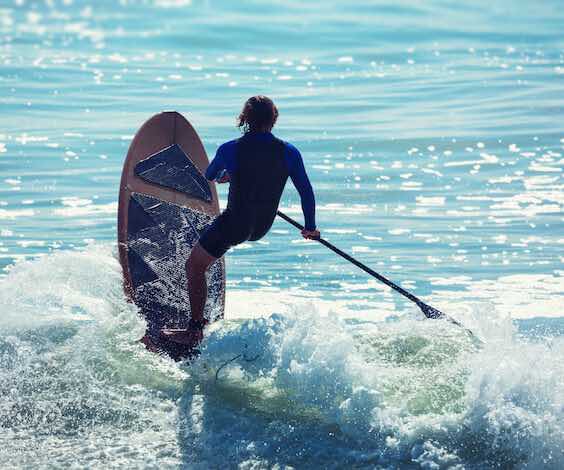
left=1, top=0, right=563, bottom=468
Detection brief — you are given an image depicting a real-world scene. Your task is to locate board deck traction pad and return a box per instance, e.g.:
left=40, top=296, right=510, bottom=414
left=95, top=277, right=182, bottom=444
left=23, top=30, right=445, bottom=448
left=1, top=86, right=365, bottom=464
left=126, top=143, right=224, bottom=352
left=135, top=144, right=212, bottom=202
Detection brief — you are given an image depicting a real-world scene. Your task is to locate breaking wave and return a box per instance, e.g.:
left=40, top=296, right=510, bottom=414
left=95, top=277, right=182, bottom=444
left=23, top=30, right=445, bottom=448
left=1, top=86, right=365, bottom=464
left=1, top=245, right=563, bottom=468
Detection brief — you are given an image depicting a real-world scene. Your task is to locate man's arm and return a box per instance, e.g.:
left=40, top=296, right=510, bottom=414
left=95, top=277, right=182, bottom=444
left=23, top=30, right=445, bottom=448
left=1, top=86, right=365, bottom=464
left=286, top=144, right=317, bottom=232
left=205, top=144, right=228, bottom=181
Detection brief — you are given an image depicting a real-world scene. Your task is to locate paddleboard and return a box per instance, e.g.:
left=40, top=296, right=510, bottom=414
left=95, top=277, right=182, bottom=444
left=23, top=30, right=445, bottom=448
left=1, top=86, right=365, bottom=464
left=118, top=111, right=225, bottom=360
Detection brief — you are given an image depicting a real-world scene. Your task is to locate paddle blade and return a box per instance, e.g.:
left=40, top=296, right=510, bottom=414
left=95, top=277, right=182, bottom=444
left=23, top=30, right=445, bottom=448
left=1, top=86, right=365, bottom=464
left=419, top=302, right=470, bottom=333
left=419, top=302, right=444, bottom=319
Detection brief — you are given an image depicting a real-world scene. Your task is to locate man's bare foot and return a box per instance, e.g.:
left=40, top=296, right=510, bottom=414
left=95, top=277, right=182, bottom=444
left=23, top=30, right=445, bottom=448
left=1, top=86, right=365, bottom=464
left=139, top=334, right=162, bottom=353
left=160, top=328, right=203, bottom=347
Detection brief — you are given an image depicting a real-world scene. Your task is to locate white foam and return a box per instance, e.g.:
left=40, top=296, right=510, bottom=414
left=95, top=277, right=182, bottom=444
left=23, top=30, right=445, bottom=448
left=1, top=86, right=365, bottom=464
left=1, top=246, right=563, bottom=468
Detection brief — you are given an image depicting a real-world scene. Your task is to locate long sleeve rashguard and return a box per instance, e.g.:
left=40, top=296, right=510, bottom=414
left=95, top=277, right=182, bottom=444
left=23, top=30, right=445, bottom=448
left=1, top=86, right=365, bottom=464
left=205, top=133, right=316, bottom=230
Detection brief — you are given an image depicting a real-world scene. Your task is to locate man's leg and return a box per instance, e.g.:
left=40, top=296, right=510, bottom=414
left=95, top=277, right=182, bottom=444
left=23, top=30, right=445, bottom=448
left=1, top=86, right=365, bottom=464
left=186, top=242, right=217, bottom=323
left=161, top=243, right=217, bottom=345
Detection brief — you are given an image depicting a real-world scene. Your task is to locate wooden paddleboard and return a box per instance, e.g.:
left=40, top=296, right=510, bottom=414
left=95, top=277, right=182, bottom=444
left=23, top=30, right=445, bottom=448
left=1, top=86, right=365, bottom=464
left=117, top=111, right=225, bottom=359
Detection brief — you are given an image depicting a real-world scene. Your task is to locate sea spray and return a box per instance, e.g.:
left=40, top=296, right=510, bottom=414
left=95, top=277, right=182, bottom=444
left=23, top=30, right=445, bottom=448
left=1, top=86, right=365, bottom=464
left=0, top=246, right=185, bottom=468
left=1, top=246, right=563, bottom=468
left=190, top=310, right=564, bottom=468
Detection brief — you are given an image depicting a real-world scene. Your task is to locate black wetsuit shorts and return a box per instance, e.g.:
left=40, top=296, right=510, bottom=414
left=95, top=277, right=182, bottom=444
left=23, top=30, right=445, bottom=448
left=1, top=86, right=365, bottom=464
left=199, top=205, right=277, bottom=258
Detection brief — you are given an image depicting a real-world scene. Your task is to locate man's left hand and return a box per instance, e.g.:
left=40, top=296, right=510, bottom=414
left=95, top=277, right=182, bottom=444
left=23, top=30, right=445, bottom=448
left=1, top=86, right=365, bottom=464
left=301, top=229, right=320, bottom=240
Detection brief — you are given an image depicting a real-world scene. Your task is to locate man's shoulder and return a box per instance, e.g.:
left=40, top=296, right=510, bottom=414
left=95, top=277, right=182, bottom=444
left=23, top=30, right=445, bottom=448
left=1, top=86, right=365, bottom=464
left=216, top=138, right=239, bottom=155
left=274, top=137, right=301, bottom=158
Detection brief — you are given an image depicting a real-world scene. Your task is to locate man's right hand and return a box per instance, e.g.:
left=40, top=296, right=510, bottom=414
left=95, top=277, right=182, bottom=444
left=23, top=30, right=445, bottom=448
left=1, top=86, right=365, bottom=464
left=216, top=170, right=230, bottom=184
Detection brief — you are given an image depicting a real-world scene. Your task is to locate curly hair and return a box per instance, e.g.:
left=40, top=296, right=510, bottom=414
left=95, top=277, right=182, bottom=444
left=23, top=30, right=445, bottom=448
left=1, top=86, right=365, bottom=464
left=237, top=95, right=279, bottom=133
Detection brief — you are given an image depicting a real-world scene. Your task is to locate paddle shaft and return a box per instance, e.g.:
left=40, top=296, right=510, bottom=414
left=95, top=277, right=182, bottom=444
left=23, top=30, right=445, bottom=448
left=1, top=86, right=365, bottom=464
left=276, top=210, right=485, bottom=343
left=276, top=211, right=432, bottom=310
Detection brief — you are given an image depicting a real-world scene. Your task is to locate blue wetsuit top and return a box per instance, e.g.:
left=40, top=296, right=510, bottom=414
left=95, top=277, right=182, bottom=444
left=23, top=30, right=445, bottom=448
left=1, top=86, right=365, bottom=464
left=206, top=132, right=316, bottom=230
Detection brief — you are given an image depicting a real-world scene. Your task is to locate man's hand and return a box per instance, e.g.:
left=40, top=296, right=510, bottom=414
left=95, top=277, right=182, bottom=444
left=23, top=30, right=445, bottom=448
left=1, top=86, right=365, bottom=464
left=216, top=170, right=230, bottom=184
left=301, top=228, right=320, bottom=240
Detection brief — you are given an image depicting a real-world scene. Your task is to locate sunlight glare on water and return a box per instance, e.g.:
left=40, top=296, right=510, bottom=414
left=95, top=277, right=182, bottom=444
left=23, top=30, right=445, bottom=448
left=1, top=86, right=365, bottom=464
left=0, top=0, right=563, bottom=467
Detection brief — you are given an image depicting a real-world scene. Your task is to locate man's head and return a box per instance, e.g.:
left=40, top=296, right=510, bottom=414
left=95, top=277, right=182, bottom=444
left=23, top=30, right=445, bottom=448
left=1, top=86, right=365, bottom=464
left=237, top=95, right=279, bottom=133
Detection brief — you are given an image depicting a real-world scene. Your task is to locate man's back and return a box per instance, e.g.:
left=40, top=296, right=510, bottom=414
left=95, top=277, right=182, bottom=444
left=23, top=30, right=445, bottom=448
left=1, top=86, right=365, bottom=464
left=228, top=133, right=288, bottom=207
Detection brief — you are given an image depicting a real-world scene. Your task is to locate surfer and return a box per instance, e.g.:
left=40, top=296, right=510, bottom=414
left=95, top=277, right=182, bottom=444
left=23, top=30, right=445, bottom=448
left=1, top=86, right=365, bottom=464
left=161, top=96, right=319, bottom=347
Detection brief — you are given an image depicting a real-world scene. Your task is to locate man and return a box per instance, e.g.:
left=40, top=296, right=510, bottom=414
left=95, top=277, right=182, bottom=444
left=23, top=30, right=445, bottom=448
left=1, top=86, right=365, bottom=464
left=161, top=95, right=319, bottom=347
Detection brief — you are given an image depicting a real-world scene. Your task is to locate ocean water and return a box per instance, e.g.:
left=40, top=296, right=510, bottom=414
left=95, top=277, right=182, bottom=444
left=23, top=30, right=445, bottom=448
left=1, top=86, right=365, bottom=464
left=1, top=0, right=563, bottom=468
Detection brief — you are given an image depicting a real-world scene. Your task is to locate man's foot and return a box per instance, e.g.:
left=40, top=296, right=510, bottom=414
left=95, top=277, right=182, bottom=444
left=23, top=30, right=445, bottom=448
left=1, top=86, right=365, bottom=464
left=139, top=334, right=162, bottom=353
left=160, top=328, right=203, bottom=347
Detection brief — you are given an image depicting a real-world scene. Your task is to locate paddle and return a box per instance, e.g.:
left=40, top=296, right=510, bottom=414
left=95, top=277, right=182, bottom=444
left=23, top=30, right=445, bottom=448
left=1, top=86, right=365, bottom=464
left=276, top=210, right=477, bottom=337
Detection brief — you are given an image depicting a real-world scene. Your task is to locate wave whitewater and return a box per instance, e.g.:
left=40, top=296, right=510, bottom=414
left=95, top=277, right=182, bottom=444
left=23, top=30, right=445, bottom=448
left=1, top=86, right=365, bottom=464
left=0, top=245, right=563, bottom=468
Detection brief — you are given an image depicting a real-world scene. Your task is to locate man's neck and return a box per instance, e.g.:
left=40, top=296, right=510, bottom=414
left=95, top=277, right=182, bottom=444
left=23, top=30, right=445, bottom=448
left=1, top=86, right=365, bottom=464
left=248, top=127, right=272, bottom=134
